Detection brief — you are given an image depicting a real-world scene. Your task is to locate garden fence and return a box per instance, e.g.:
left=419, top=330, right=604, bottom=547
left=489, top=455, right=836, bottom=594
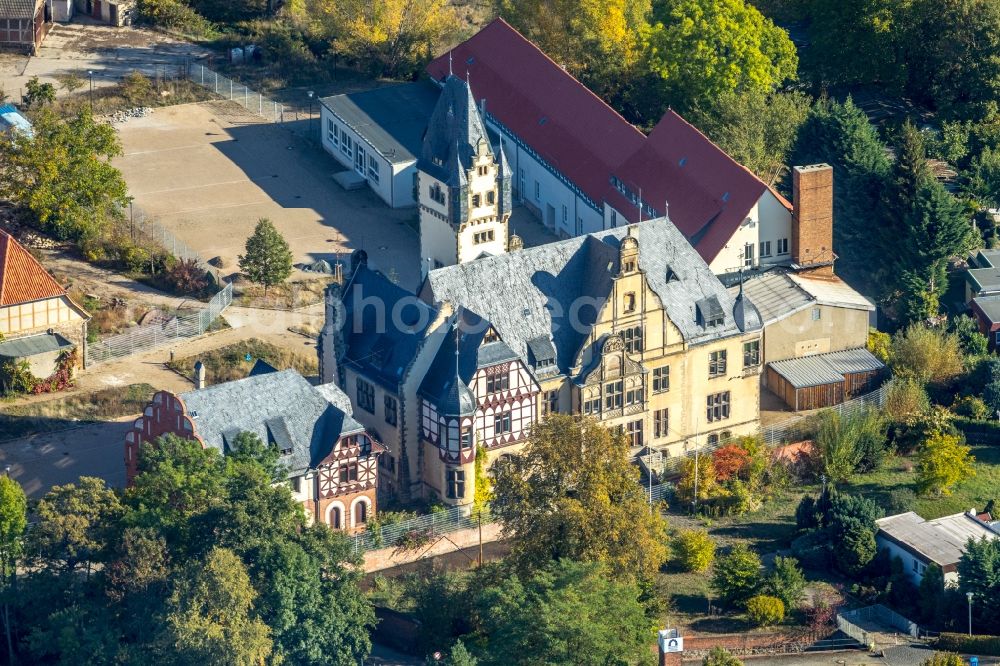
left=837, top=604, right=923, bottom=647
left=189, top=63, right=287, bottom=123
left=760, top=379, right=894, bottom=447
left=125, top=201, right=212, bottom=273
left=85, top=282, right=233, bottom=366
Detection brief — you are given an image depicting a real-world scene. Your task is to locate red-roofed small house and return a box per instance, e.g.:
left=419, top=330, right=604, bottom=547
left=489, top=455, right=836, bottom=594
left=0, top=231, right=89, bottom=384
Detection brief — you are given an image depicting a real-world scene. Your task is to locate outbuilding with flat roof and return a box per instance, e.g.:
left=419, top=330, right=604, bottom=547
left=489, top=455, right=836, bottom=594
left=876, top=510, right=999, bottom=586
left=319, top=81, right=441, bottom=207
left=765, top=347, right=885, bottom=411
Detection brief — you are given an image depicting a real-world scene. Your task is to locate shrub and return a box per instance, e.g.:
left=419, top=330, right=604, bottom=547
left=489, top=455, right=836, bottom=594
left=921, top=653, right=965, bottom=666
left=916, top=432, right=975, bottom=497
left=673, top=529, right=716, bottom=572
left=136, top=0, right=215, bottom=36
left=121, top=70, right=153, bottom=107
left=711, top=544, right=761, bottom=608
left=883, top=377, right=931, bottom=424
left=984, top=379, right=1000, bottom=415
left=868, top=327, right=892, bottom=362
left=889, top=325, right=964, bottom=385
left=936, top=633, right=1000, bottom=656
left=163, top=258, right=209, bottom=295
left=886, top=488, right=917, bottom=513
left=950, top=314, right=989, bottom=357
left=703, top=646, right=743, bottom=666
left=746, top=595, right=785, bottom=626
left=712, top=444, right=750, bottom=481
left=953, top=394, right=991, bottom=420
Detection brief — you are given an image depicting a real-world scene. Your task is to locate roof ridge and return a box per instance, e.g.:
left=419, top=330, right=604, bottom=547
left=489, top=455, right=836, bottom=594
left=0, top=231, right=10, bottom=306
left=0, top=229, right=68, bottom=306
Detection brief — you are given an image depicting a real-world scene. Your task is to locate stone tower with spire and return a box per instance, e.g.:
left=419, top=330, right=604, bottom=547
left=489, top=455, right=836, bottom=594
left=417, top=74, right=512, bottom=278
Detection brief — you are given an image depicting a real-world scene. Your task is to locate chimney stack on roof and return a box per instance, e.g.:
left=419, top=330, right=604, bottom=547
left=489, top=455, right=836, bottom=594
left=194, top=360, right=206, bottom=390
left=791, top=164, right=835, bottom=276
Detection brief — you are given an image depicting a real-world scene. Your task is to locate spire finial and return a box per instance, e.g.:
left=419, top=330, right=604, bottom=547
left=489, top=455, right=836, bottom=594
left=449, top=51, right=453, bottom=76
left=738, top=267, right=744, bottom=298
left=453, top=313, right=461, bottom=381
left=664, top=199, right=669, bottom=220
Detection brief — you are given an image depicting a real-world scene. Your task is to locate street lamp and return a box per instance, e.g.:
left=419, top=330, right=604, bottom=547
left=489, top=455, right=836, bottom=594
left=307, top=90, right=315, bottom=139
left=968, top=591, right=974, bottom=636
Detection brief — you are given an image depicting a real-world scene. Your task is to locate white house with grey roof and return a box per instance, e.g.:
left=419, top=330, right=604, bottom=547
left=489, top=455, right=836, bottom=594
left=125, top=368, right=385, bottom=531
left=876, top=511, right=1000, bottom=587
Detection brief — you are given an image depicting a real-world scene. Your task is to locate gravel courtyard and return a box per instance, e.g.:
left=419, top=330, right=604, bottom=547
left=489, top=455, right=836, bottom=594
left=113, top=101, right=424, bottom=288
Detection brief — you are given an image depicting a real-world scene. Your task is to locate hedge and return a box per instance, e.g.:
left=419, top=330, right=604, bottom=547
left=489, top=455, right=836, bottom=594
left=953, top=417, right=1000, bottom=445
left=936, top=633, right=1000, bottom=656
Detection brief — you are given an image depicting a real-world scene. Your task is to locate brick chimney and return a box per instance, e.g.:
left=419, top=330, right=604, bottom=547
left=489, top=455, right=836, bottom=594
left=193, top=360, right=206, bottom=390
left=791, top=164, right=835, bottom=276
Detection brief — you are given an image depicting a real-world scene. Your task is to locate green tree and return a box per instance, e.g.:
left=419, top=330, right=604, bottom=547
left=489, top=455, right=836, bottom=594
left=789, top=97, right=891, bottom=291
left=889, top=325, right=965, bottom=385
left=802, top=0, right=910, bottom=89
left=473, top=444, right=492, bottom=521
left=883, top=377, right=931, bottom=424
left=239, top=218, right=293, bottom=296
left=868, top=327, right=892, bottom=363
left=746, top=594, right=785, bottom=626
left=439, top=640, right=477, bottom=666
left=958, top=537, right=1000, bottom=632
left=875, top=123, right=976, bottom=322
left=23, top=76, right=56, bottom=107
left=0, top=476, right=26, bottom=663
left=490, top=414, right=670, bottom=581
left=226, top=430, right=285, bottom=482
left=673, top=528, right=716, bottom=572
left=689, top=89, right=811, bottom=184
left=292, top=0, right=458, bottom=77
left=711, top=544, right=761, bottom=608
left=472, top=560, right=654, bottom=666
left=968, top=146, right=1000, bottom=208
left=29, top=476, right=122, bottom=574
left=642, top=0, right=797, bottom=114
left=813, top=407, right=886, bottom=482
left=498, top=0, right=652, bottom=103
left=950, top=314, right=989, bottom=357
left=762, top=556, right=805, bottom=610
left=0, top=107, right=129, bottom=242
left=905, top=0, right=1000, bottom=121
left=916, top=431, right=975, bottom=497
left=163, top=547, right=273, bottom=665
left=704, top=646, right=744, bottom=666
left=125, top=434, right=226, bottom=553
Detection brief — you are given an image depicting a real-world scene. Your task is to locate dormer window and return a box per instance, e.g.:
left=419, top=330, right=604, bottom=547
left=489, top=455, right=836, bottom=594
left=623, top=260, right=636, bottom=273
left=484, top=327, right=500, bottom=343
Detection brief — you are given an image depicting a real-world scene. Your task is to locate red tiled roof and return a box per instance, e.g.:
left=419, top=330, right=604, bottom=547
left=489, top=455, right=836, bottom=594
left=427, top=18, right=646, bottom=208
left=0, top=230, right=67, bottom=306
left=428, top=19, right=793, bottom=264
left=606, top=111, right=788, bottom=263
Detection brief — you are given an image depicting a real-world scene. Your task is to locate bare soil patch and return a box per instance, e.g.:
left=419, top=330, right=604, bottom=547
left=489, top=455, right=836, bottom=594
left=0, top=383, right=155, bottom=442
left=167, top=337, right=317, bottom=386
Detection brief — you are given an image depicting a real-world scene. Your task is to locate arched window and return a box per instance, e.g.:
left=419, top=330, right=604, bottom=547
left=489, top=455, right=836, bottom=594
left=355, top=500, right=368, bottom=526
left=328, top=505, right=342, bottom=530
left=707, top=434, right=719, bottom=447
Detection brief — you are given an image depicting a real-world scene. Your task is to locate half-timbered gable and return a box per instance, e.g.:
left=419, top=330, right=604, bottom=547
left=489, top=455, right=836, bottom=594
left=124, top=368, right=383, bottom=532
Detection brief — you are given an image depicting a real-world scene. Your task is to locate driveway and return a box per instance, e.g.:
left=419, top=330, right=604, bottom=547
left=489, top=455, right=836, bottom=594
left=0, top=418, right=130, bottom=498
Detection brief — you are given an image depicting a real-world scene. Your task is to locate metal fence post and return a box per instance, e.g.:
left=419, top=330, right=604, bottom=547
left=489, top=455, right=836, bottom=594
left=200, top=64, right=204, bottom=84
left=229, top=79, right=233, bottom=100
left=214, top=71, right=218, bottom=93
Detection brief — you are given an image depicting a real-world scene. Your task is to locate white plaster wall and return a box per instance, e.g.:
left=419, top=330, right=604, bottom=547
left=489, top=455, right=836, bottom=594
left=709, top=215, right=759, bottom=275
left=756, top=190, right=793, bottom=266
left=876, top=536, right=927, bottom=587
left=457, top=221, right=506, bottom=262
left=321, top=108, right=407, bottom=207
left=421, top=215, right=458, bottom=271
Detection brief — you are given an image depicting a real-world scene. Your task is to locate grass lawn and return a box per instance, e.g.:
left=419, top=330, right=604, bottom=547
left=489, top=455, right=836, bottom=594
left=233, top=276, right=338, bottom=310
left=167, top=338, right=317, bottom=386
left=0, top=383, right=155, bottom=442
left=850, top=445, right=1000, bottom=518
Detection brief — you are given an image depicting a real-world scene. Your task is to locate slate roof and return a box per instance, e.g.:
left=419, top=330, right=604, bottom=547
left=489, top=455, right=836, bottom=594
left=768, top=348, right=884, bottom=389
left=179, top=369, right=364, bottom=476
left=426, top=20, right=789, bottom=264
left=418, top=309, right=520, bottom=412
left=971, top=248, right=1000, bottom=269
left=0, top=0, right=39, bottom=18
left=320, top=81, right=440, bottom=165
left=427, top=19, right=645, bottom=210
left=605, top=111, right=790, bottom=264
left=340, top=263, right=438, bottom=391
left=418, top=75, right=492, bottom=186
left=0, top=230, right=75, bottom=307
left=423, top=217, right=755, bottom=379
left=967, top=267, right=1000, bottom=293
left=877, top=511, right=999, bottom=569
